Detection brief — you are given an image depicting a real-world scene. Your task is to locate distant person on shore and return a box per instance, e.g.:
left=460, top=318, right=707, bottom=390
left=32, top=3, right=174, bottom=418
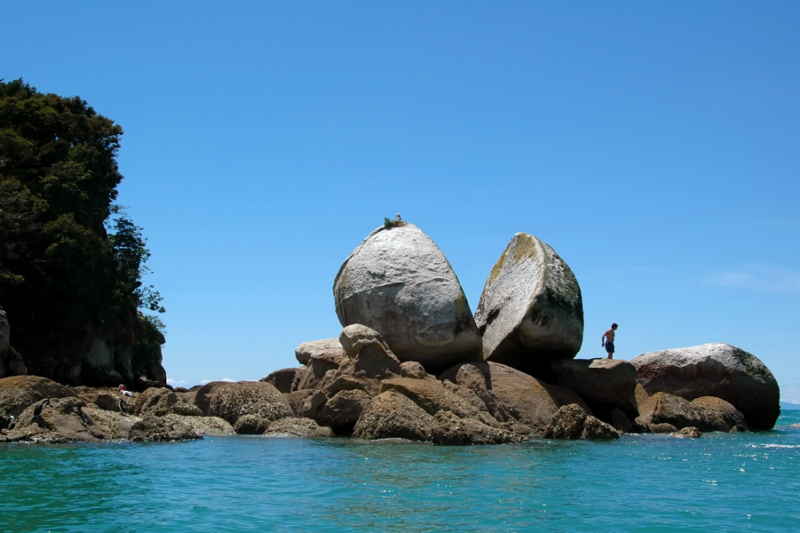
left=602, top=323, right=618, bottom=359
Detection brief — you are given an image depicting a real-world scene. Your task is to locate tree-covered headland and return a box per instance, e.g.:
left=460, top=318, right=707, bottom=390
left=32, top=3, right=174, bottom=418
left=0, top=79, right=167, bottom=388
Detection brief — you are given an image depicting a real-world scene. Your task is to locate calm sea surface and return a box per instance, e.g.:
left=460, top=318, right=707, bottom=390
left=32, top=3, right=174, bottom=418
left=2, top=411, right=798, bottom=533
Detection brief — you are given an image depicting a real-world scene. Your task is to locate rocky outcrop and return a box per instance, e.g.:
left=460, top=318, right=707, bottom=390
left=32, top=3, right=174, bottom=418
left=474, top=233, right=583, bottom=374
left=193, top=381, right=293, bottom=426
left=0, top=375, right=78, bottom=418
left=128, top=415, right=202, bottom=442
left=333, top=223, right=482, bottom=371
left=631, top=343, right=779, bottom=429
left=673, top=426, right=702, bottom=438
left=635, top=392, right=748, bottom=433
left=550, top=359, right=638, bottom=415
left=431, top=410, right=521, bottom=445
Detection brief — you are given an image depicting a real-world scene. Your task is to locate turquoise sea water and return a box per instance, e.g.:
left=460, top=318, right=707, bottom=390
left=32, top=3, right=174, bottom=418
left=2, top=411, right=798, bottom=533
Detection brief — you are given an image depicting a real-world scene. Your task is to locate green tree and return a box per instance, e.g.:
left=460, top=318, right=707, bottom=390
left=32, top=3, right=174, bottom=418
left=0, top=79, right=165, bottom=385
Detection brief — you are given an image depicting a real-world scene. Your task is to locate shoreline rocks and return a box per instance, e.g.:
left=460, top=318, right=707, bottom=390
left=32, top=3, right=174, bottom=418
left=631, top=343, right=780, bottom=430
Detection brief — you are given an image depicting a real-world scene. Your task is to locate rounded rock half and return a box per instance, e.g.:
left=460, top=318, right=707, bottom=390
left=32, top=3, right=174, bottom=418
left=475, top=233, right=583, bottom=374
left=333, top=223, right=482, bottom=371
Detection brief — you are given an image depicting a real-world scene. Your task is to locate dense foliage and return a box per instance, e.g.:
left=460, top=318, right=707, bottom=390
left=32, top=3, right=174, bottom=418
left=0, top=79, right=164, bottom=384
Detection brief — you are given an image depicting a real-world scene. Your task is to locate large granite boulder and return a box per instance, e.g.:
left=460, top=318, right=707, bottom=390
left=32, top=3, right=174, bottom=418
left=631, top=343, right=780, bottom=430
left=549, top=358, right=638, bottom=415
left=135, top=387, right=202, bottom=417
left=193, top=381, right=293, bottom=425
left=380, top=377, right=497, bottom=427
left=333, top=223, right=482, bottom=371
left=474, top=233, right=583, bottom=375
left=261, top=368, right=298, bottom=394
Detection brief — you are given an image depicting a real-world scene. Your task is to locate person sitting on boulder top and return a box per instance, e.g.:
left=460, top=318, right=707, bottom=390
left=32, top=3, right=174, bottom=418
left=118, top=384, right=133, bottom=397
left=602, top=323, right=618, bottom=359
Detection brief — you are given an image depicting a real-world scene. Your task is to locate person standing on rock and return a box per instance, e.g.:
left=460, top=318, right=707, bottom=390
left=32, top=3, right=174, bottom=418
left=602, top=323, right=618, bottom=359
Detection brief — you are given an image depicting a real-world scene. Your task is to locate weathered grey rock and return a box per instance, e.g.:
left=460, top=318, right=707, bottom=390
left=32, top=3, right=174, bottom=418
left=474, top=233, right=583, bottom=373
left=333, top=224, right=482, bottom=370
left=544, top=404, right=587, bottom=439
left=315, top=389, right=372, bottom=432
left=234, top=414, right=270, bottom=435
left=167, top=415, right=234, bottom=436
left=2, top=397, right=112, bottom=443
left=581, top=416, right=620, bottom=440
left=353, top=390, right=436, bottom=441
left=295, top=338, right=345, bottom=366
left=631, top=343, right=779, bottom=429
left=0, top=375, right=78, bottom=418
left=263, top=417, right=334, bottom=438
left=261, top=368, right=299, bottom=394
left=193, top=381, right=293, bottom=425
left=550, top=358, right=638, bottom=414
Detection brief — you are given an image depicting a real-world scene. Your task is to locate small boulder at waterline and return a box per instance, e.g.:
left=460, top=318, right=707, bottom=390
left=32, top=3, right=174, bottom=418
left=474, top=233, right=583, bottom=374
left=631, top=343, right=779, bottom=430
left=333, top=223, right=482, bottom=371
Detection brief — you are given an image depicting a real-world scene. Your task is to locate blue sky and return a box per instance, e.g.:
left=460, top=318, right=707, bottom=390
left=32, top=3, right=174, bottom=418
left=3, top=2, right=799, bottom=401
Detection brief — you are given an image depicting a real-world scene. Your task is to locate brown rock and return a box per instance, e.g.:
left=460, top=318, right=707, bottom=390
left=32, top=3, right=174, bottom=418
left=380, top=377, right=497, bottom=427
left=353, top=390, right=436, bottom=441
left=400, top=361, right=430, bottom=379
left=649, top=422, right=678, bottom=433
left=0, top=375, right=78, bottom=418
left=128, top=415, right=201, bottom=442
left=261, top=368, right=299, bottom=394
left=194, top=381, right=293, bottom=425
left=544, top=383, right=593, bottom=416
left=673, top=426, right=702, bottom=438
left=637, top=392, right=748, bottom=433
left=264, top=417, right=335, bottom=438
left=543, top=404, right=587, bottom=439
left=136, top=387, right=202, bottom=417
left=233, top=414, right=270, bottom=435
left=610, top=407, right=633, bottom=433
left=484, top=362, right=560, bottom=429
left=286, top=389, right=326, bottom=418
left=580, top=415, right=620, bottom=440
left=339, top=324, right=402, bottom=378
left=550, top=358, right=638, bottom=414
left=315, top=389, right=372, bottom=432
left=431, top=410, right=522, bottom=445
left=4, top=397, right=111, bottom=443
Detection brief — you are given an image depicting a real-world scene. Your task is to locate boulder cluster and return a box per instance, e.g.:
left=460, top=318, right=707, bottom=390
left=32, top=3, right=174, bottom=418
left=0, top=222, right=781, bottom=444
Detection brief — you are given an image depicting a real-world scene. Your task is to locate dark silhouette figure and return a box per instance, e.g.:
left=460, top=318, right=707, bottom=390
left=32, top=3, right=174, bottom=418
left=33, top=398, right=50, bottom=418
